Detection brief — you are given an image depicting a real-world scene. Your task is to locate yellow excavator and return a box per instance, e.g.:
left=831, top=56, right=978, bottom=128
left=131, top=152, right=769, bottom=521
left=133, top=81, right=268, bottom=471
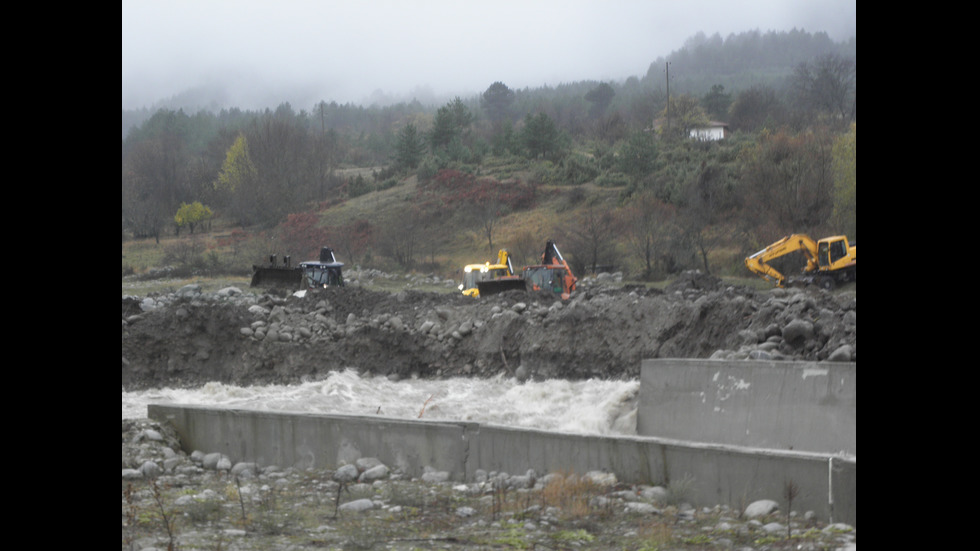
left=459, top=249, right=517, bottom=297
left=744, top=234, right=856, bottom=289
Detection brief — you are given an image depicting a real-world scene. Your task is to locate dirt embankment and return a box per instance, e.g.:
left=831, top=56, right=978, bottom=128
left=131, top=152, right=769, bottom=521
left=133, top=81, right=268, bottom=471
left=121, top=272, right=855, bottom=391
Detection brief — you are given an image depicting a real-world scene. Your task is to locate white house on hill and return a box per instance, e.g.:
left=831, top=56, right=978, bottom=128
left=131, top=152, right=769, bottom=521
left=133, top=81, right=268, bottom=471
left=689, top=122, right=729, bottom=141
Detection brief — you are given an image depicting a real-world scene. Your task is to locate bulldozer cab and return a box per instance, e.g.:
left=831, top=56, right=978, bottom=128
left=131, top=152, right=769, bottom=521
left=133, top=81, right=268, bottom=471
left=301, top=262, right=344, bottom=288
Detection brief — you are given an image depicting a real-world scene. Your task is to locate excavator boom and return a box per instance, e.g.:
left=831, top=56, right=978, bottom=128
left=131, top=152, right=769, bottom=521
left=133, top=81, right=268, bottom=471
left=745, top=234, right=855, bottom=289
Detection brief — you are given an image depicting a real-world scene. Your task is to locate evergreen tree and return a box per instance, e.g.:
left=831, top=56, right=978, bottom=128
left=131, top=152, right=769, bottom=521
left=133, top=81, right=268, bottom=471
left=480, top=81, right=516, bottom=125
left=430, top=97, right=474, bottom=149
left=521, top=112, right=562, bottom=160
left=394, top=123, right=426, bottom=170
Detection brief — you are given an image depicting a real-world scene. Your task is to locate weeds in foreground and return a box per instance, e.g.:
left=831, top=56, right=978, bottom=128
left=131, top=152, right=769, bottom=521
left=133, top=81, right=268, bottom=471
left=784, top=478, right=800, bottom=538
left=665, top=473, right=696, bottom=506
left=123, top=483, right=138, bottom=550
left=149, top=478, right=178, bottom=551
left=538, top=471, right=603, bottom=520
left=233, top=476, right=247, bottom=525
left=636, top=521, right=673, bottom=550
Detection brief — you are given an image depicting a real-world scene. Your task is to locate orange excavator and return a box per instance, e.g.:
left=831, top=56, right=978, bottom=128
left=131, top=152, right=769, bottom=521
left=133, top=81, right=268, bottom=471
left=478, top=240, right=578, bottom=299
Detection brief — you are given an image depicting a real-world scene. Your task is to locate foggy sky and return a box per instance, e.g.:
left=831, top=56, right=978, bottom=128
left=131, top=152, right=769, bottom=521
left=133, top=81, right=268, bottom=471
left=121, top=0, right=856, bottom=111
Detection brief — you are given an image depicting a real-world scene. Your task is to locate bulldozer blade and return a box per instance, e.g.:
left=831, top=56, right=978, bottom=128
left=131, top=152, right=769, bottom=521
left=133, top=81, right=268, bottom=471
left=477, top=278, right=527, bottom=296
left=250, top=266, right=303, bottom=289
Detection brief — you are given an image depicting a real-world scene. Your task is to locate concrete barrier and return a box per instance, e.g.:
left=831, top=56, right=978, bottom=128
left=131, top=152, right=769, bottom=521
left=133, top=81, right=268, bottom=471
left=148, top=404, right=855, bottom=525
left=638, top=359, right=855, bottom=455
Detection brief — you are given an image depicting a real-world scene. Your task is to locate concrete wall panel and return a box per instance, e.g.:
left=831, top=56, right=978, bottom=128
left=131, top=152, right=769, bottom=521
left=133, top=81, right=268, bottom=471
left=148, top=404, right=855, bottom=525
left=638, top=359, right=855, bottom=455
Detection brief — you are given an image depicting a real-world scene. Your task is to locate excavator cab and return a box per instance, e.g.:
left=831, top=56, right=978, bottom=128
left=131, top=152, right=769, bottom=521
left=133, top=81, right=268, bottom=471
left=524, top=266, right=566, bottom=295
left=521, top=241, right=577, bottom=299
left=818, top=237, right=849, bottom=268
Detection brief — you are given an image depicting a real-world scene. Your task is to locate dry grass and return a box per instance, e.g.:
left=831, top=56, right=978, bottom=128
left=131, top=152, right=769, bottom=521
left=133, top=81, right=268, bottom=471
left=538, top=471, right=604, bottom=519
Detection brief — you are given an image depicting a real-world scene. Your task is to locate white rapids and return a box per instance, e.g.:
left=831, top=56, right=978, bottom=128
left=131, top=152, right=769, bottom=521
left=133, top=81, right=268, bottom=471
left=123, top=368, right=640, bottom=436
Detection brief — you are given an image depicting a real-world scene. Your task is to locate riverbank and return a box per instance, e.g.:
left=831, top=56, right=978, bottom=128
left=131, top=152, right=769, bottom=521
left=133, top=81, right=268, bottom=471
left=123, top=418, right=856, bottom=550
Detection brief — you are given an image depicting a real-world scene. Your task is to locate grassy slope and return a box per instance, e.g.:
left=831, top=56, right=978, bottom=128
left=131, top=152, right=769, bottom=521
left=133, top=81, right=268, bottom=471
left=122, top=160, right=774, bottom=294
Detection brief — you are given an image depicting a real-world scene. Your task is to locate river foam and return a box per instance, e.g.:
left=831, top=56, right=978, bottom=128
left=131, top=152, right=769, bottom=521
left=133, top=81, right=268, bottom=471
left=123, top=368, right=639, bottom=436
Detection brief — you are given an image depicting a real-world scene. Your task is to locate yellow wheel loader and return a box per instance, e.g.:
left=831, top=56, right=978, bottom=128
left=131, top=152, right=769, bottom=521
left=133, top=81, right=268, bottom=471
left=459, top=249, right=518, bottom=297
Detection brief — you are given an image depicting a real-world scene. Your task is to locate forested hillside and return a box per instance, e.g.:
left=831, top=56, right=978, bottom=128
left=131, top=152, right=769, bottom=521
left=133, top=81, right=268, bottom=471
left=122, top=29, right=856, bottom=282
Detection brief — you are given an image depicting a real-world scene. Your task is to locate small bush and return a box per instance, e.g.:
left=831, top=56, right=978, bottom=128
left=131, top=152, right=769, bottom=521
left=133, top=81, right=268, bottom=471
left=346, top=175, right=372, bottom=198
left=594, top=171, right=631, bottom=187
left=539, top=472, right=602, bottom=519
left=665, top=474, right=696, bottom=506
left=555, top=155, right=599, bottom=185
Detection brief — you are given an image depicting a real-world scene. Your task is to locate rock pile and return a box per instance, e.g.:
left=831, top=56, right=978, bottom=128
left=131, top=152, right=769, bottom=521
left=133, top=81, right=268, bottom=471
left=122, top=271, right=855, bottom=390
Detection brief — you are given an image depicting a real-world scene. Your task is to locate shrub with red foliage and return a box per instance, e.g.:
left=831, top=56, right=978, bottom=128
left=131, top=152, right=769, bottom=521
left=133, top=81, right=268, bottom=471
left=216, top=228, right=249, bottom=249
left=278, top=211, right=330, bottom=260
left=329, top=218, right=374, bottom=265
left=419, top=169, right=536, bottom=211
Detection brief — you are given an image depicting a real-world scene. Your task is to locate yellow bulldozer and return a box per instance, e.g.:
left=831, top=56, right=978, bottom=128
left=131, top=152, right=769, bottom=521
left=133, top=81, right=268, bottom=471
left=459, top=249, right=517, bottom=297
left=744, top=234, right=856, bottom=289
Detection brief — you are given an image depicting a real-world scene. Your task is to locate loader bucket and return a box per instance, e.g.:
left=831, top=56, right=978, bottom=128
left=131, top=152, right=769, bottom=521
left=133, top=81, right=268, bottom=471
left=477, top=277, right=527, bottom=296
left=250, top=266, right=303, bottom=289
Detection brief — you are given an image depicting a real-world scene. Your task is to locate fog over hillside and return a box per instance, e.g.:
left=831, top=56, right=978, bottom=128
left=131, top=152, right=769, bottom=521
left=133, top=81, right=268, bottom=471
left=122, top=0, right=855, bottom=113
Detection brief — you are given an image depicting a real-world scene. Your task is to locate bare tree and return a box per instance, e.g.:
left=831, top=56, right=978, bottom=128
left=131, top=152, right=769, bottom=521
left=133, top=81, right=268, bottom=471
left=377, top=206, right=424, bottom=270
left=792, top=54, right=856, bottom=123
left=569, top=202, right=617, bottom=274
left=624, top=193, right=680, bottom=279
left=683, top=161, right=738, bottom=274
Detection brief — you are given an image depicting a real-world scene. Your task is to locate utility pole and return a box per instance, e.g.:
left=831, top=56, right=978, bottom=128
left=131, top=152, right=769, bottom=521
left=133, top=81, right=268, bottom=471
left=665, top=62, right=671, bottom=135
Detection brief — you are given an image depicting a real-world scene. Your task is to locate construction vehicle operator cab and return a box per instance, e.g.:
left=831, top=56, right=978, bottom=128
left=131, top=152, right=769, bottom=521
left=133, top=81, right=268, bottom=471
left=299, top=246, right=345, bottom=289
left=817, top=238, right=848, bottom=268
left=525, top=266, right=563, bottom=294
left=303, top=264, right=343, bottom=288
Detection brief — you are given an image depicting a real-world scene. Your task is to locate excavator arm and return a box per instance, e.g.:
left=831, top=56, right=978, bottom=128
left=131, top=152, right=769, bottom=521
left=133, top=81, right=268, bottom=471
left=497, top=249, right=515, bottom=276
left=744, top=234, right=819, bottom=287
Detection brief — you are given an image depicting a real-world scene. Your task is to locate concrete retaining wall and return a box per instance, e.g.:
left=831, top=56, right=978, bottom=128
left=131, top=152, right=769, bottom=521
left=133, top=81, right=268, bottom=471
left=148, top=404, right=856, bottom=525
left=638, top=359, right=856, bottom=455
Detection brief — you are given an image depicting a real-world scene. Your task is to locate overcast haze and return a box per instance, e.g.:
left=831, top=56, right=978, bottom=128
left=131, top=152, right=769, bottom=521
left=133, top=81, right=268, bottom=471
left=121, top=0, right=856, bottom=111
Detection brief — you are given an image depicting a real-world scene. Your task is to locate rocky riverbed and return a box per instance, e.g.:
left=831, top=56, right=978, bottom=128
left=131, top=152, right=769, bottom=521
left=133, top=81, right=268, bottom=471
left=122, top=417, right=856, bottom=550
left=122, top=270, right=856, bottom=549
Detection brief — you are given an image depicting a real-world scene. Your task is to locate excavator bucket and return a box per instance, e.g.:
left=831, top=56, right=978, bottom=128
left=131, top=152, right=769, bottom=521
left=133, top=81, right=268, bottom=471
left=477, top=277, right=527, bottom=296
